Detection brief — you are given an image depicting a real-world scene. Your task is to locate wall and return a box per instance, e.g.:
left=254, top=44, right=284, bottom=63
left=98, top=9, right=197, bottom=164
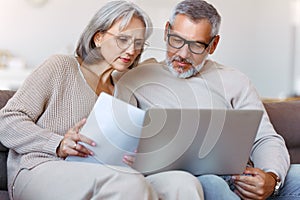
left=0, top=0, right=299, bottom=98
left=208, top=0, right=295, bottom=98
left=0, top=0, right=105, bottom=67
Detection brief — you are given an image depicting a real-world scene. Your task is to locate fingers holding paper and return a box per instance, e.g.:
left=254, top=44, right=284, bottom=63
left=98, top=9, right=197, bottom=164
left=56, top=118, right=96, bottom=158
left=123, top=154, right=136, bottom=167
left=123, top=149, right=137, bottom=167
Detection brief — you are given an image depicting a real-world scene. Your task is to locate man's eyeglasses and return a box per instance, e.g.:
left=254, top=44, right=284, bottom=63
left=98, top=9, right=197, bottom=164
left=167, top=26, right=215, bottom=55
left=105, top=31, right=147, bottom=51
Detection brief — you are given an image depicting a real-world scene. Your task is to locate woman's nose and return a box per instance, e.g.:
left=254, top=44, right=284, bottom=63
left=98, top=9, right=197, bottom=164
left=125, top=43, right=136, bottom=55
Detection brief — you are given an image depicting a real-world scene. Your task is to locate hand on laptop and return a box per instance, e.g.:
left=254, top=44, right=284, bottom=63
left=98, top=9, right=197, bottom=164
left=231, top=167, right=276, bottom=199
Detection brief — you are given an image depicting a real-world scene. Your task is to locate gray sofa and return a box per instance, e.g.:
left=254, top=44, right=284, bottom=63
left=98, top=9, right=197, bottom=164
left=0, top=90, right=300, bottom=199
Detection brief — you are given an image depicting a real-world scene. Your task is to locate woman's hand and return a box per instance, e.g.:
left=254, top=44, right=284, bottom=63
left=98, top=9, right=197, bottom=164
left=123, top=151, right=136, bottom=167
left=56, top=118, right=96, bottom=159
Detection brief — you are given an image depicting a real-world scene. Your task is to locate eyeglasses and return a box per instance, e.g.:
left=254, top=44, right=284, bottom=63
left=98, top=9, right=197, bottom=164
left=105, top=31, right=147, bottom=51
left=167, top=26, right=215, bottom=54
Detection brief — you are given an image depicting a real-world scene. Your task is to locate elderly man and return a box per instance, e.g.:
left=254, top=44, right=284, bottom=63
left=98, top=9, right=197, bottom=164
left=115, top=0, right=300, bottom=199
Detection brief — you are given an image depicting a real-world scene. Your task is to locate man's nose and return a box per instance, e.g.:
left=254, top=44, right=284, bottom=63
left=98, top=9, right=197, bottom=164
left=177, top=43, right=191, bottom=58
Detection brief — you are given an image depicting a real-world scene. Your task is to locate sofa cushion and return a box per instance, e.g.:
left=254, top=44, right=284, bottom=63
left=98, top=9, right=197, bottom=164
left=0, top=142, right=8, bottom=152
left=0, top=190, right=9, bottom=200
left=0, top=90, right=15, bottom=109
left=264, top=100, right=300, bottom=163
left=0, top=90, right=15, bottom=192
left=0, top=151, right=8, bottom=191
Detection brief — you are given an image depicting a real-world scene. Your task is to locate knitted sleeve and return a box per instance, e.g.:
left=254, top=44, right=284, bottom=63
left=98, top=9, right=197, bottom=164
left=0, top=55, right=68, bottom=156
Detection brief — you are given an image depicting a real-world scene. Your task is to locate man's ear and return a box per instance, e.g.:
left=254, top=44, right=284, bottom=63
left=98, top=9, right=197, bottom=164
left=164, top=22, right=170, bottom=42
left=209, top=35, right=220, bottom=54
left=93, top=32, right=103, bottom=47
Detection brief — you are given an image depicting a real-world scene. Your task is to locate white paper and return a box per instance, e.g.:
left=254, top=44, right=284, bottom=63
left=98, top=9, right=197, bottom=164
left=66, top=92, right=146, bottom=168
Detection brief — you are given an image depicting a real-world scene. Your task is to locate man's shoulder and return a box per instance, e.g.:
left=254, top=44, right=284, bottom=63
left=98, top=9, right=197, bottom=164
left=139, top=58, right=159, bottom=65
left=134, top=58, right=168, bottom=74
left=114, top=58, right=164, bottom=82
left=205, top=60, right=249, bottom=79
left=201, top=60, right=253, bottom=91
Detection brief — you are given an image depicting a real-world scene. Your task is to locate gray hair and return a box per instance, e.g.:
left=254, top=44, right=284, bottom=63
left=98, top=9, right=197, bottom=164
left=169, top=0, right=221, bottom=37
left=75, top=0, right=153, bottom=67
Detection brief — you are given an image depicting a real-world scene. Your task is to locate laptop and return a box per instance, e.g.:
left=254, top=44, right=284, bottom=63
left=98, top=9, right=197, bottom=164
left=133, top=108, right=263, bottom=175
left=67, top=92, right=263, bottom=176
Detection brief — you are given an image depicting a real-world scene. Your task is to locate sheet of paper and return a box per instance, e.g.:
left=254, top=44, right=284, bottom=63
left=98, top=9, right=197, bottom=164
left=66, top=92, right=145, bottom=167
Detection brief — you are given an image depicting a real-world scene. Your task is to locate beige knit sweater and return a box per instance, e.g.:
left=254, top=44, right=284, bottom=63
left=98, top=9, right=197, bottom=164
left=115, top=59, right=290, bottom=184
left=0, top=55, right=98, bottom=194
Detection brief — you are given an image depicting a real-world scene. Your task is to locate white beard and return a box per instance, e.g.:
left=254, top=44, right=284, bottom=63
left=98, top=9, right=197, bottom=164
left=166, top=54, right=208, bottom=79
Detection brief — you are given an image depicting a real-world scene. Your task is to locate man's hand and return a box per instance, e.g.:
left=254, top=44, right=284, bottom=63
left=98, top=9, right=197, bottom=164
left=232, top=167, right=276, bottom=200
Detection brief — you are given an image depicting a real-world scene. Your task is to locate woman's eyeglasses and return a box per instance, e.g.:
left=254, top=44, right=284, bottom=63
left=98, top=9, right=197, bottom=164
left=106, top=32, right=148, bottom=51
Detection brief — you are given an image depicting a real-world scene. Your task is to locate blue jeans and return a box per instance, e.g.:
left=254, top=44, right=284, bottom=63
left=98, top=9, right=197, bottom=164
left=197, top=164, right=300, bottom=200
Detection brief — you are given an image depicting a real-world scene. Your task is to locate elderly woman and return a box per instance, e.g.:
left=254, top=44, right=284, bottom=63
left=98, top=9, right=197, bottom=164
left=0, top=1, right=203, bottom=200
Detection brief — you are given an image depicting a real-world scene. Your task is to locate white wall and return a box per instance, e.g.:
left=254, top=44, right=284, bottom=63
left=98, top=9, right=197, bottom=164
left=0, top=0, right=299, bottom=98
left=0, top=0, right=106, bottom=67
left=208, top=0, right=295, bottom=98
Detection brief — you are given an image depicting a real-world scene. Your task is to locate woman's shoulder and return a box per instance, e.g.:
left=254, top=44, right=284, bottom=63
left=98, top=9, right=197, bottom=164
left=21, top=54, right=78, bottom=89
left=31, top=54, right=78, bottom=77
left=40, top=54, right=77, bottom=70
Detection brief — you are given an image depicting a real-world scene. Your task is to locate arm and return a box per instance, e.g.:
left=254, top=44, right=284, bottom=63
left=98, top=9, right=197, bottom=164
left=230, top=78, right=290, bottom=199
left=0, top=56, right=66, bottom=156
left=232, top=78, right=290, bottom=180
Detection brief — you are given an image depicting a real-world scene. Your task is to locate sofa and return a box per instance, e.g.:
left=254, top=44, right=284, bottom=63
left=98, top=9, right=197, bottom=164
left=0, top=90, right=300, bottom=199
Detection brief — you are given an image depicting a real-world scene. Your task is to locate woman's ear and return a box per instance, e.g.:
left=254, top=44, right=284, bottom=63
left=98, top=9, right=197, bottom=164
left=93, top=32, right=103, bottom=47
